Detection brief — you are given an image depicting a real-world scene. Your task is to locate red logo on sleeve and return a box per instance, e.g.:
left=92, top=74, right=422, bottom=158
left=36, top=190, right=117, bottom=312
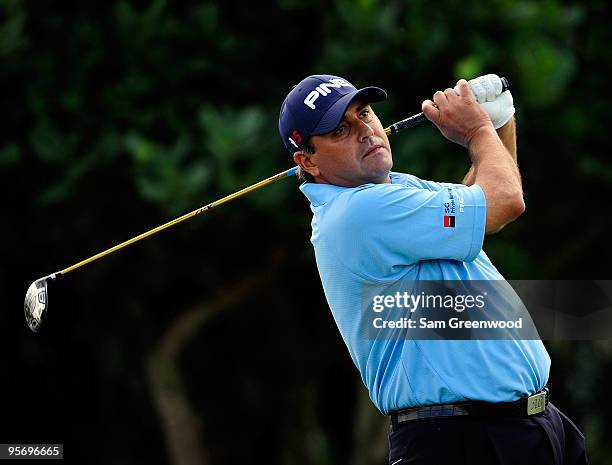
left=444, top=216, right=455, bottom=228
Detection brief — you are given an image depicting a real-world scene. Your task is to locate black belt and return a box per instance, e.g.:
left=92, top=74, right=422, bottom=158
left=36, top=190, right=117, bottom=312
left=390, top=388, right=549, bottom=428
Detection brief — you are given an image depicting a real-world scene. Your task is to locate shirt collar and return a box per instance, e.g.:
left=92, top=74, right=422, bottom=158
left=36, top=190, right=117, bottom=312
left=299, top=171, right=404, bottom=207
left=299, top=182, right=349, bottom=207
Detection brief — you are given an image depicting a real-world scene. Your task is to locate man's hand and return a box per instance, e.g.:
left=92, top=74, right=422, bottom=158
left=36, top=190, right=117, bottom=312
left=458, top=74, right=515, bottom=129
left=421, top=79, right=493, bottom=147
left=422, top=79, right=525, bottom=234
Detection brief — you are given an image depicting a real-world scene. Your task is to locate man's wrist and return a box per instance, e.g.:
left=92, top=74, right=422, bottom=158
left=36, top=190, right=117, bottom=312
left=496, top=115, right=515, bottom=132
left=496, top=116, right=517, bottom=162
left=467, top=125, right=497, bottom=152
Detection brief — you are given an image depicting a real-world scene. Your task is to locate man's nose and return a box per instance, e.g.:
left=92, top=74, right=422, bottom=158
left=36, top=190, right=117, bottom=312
left=357, top=119, right=375, bottom=141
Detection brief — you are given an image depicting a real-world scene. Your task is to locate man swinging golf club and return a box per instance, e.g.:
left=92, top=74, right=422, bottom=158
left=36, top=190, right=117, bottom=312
left=278, top=74, right=588, bottom=464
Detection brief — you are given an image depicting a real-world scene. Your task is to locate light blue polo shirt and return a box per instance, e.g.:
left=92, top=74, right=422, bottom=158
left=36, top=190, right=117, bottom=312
left=300, top=171, right=550, bottom=415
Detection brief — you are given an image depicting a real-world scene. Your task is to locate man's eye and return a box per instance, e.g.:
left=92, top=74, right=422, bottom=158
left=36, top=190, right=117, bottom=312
left=333, top=125, right=347, bottom=136
left=361, top=109, right=373, bottom=120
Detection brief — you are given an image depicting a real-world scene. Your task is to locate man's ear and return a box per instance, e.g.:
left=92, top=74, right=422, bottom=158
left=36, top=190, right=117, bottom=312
left=293, top=151, right=320, bottom=178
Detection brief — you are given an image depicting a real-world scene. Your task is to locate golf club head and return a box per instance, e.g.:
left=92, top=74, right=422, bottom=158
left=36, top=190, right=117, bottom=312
left=24, top=273, right=57, bottom=332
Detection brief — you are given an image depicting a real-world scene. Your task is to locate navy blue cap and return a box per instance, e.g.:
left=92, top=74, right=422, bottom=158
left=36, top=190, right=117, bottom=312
left=278, top=74, right=387, bottom=154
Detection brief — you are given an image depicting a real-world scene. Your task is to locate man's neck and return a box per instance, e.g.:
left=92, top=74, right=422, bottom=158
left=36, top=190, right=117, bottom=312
left=313, top=172, right=392, bottom=187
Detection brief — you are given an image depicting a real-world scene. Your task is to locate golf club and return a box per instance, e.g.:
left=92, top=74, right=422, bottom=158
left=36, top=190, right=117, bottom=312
left=385, top=77, right=509, bottom=135
left=24, top=77, right=510, bottom=332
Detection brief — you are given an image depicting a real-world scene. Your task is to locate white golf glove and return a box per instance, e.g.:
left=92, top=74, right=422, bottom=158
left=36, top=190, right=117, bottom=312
left=455, top=74, right=515, bottom=129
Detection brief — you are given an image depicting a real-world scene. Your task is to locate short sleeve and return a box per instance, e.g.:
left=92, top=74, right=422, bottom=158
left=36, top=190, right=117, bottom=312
left=337, top=183, right=486, bottom=271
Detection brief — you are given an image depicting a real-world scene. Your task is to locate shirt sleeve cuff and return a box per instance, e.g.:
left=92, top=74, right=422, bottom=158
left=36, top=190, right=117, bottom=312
left=464, top=184, right=487, bottom=262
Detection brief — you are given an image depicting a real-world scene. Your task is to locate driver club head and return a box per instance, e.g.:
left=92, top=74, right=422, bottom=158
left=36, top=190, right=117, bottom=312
left=24, top=273, right=57, bottom=332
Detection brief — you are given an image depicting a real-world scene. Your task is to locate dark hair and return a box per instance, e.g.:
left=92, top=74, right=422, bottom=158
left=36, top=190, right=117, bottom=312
left=297, top=139, right=316, bottom=183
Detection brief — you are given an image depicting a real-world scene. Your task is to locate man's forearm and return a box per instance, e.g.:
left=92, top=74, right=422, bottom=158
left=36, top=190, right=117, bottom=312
left=470, top=126, right=524, bottom=233
left=462, top=117, right=516, bottom=186
left=462, top=165, right=477, bottom=186
left=497, top=116, right=517, bottom=162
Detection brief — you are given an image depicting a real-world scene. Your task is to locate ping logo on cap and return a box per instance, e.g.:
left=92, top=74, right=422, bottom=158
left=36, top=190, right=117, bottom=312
left=303, top=78, right=352, bottom=109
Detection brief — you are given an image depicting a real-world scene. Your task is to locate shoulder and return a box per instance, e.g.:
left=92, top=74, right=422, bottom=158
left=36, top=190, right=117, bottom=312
left=334, top=183, right=396, bottom=210
left=391, top=171, right=467, bottom=192
left=331, top=182, right=433, bottom=230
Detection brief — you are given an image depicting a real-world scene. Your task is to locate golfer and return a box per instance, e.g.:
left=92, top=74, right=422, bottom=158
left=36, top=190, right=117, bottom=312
left=278, top=74, right=587, bottom=464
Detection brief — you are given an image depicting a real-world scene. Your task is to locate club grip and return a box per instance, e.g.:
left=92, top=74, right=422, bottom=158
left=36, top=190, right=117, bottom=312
left=386, top=76, right=510, bottom=135
left=386, top=113, right=428, bottom=134
left=501, top=76, right=510, bottom=92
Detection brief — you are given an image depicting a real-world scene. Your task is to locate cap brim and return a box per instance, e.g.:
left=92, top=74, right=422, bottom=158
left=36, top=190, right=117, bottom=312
left=310, top=86, right=387, bottom=136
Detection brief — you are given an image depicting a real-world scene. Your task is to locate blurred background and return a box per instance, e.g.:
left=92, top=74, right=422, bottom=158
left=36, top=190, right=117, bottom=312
left=1, top=0, right=611, bottom=463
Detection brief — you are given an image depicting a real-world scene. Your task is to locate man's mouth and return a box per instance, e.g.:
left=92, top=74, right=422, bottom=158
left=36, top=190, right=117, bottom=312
left=363, top=145, right=383, bottom=158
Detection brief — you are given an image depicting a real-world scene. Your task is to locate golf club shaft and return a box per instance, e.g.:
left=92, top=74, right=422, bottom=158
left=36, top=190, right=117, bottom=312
left=55, top=75, right=510, bottom=277
left=58, top=167, right=298, bottom=275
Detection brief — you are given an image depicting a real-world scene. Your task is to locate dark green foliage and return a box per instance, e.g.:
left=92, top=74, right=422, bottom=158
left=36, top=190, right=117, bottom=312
left=1, top=0, right=610, bottom=463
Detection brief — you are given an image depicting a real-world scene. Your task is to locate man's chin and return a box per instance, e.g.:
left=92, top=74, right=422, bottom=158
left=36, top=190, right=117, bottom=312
left=365, top=166, right=392, bottom=184
left=364, top=157, right=393, bottom=183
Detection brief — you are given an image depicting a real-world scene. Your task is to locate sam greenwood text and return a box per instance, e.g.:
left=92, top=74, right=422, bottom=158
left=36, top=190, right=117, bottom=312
left=372, top=317, right=524, bottom=329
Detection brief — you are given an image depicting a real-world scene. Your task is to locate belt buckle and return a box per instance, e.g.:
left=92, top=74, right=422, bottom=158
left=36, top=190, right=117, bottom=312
left=526, top=391, right=547, bottom=415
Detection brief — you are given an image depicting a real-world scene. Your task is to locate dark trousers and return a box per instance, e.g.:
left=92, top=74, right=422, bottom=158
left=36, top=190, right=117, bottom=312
left=388, top=403, right=587, bottom=465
